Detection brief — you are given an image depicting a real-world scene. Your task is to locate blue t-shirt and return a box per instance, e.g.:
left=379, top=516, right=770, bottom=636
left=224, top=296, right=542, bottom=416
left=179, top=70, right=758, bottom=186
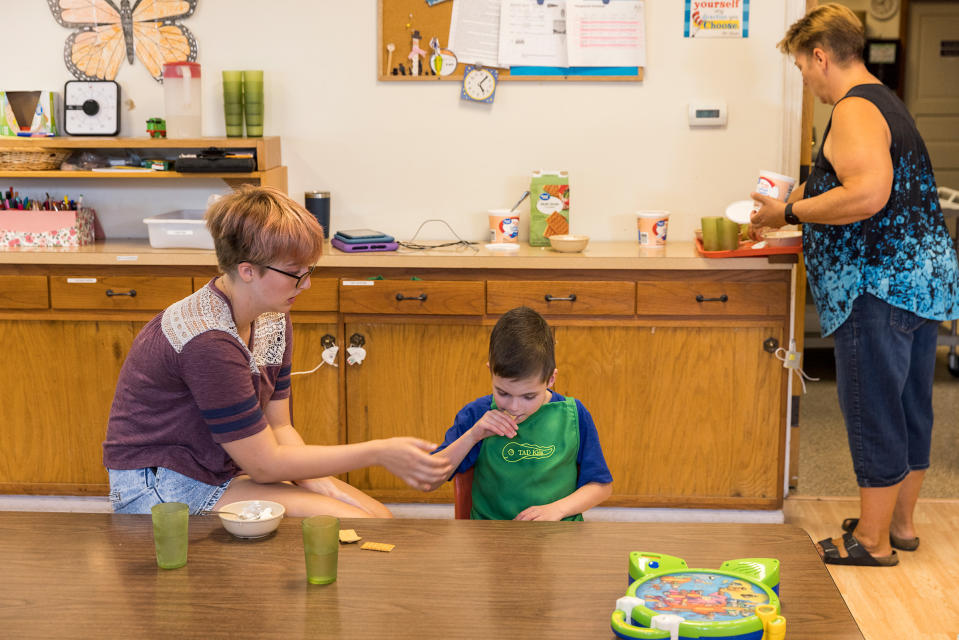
left=435, top=391, right=613, bottom=488
left=803, top=83, right=959, bottom=336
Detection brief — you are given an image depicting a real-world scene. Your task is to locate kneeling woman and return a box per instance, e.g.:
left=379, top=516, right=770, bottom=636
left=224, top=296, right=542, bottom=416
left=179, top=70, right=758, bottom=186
left=103, top=186, right=451, bottom=517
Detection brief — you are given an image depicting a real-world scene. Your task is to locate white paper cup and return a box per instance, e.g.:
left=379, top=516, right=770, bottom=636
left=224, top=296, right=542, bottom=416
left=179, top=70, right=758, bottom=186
left=488, top=209, right=520, bottom=243
left=636, top=211, right=669, bottom=247
left=756, top=170, right=796, bottom=203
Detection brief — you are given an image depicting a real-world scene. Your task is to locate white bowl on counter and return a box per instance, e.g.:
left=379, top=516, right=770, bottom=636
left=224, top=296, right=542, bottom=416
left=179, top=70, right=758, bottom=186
left=549, top=235, right=590, bottom=253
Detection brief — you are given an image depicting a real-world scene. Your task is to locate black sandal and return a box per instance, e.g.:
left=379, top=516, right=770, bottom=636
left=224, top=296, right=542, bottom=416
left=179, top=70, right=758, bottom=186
left=817, top=532, right=899, bottom=567
left=841, top=517, right=920, bottom=551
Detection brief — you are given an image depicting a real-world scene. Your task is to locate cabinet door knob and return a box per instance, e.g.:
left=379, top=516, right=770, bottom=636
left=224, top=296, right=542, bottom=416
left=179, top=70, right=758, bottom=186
left=695, top=294, right=728, bottom=303
left=349, top=333, right=366, bottom=348
left=105, top=289, right=137, bottom=298
left=545, top=294, right=577, bottom=302
left=395, top=293, right=427, bottom=302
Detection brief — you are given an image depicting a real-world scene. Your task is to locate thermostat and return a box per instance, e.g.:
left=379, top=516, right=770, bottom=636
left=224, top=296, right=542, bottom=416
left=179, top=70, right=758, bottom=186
left=688, top=101, right=727, bottom=128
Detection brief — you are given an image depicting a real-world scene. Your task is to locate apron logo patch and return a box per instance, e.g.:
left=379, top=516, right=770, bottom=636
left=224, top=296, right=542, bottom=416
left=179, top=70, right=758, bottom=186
left=502, top=442, right=555, bottom=462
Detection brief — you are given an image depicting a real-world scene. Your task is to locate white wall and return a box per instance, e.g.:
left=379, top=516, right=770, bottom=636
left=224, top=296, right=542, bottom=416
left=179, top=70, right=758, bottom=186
left=4, top=1, right=803, bottom=243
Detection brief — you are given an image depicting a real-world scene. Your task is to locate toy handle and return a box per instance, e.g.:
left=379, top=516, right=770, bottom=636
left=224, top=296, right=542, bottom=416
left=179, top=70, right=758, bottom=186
left=610, top=611, right=672, bottom=639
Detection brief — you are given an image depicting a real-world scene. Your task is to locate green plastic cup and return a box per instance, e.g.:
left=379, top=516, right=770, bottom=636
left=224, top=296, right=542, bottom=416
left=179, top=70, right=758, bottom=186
left=226, top=125, right=244, bottom=137
left=152, top=502, right=188, bottom=569
left=717, top=218, right=740, bottom=250
left=302, top=515, right=339, bottom=584
left=701, top=217, right=721, bottom=251
left=245, top=125, right=263, bottom=137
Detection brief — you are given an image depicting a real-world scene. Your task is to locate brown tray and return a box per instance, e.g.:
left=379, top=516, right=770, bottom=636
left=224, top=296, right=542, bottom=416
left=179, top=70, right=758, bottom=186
left=694, top=237, right=802, bottom=258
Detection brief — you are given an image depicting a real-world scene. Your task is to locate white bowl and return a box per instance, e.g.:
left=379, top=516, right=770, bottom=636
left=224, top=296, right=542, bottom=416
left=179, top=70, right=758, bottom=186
left=725, top=200, right=756, bottom=224
left=217, top=500, right=285, bottom=539
left=762, top=229, right=802, bottom=247
left=549, top=234, right=590, bottom=253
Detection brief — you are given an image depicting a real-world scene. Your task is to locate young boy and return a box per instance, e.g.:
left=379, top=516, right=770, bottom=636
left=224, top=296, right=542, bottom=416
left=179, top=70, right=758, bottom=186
left=430, top=307, right=612, bottom=520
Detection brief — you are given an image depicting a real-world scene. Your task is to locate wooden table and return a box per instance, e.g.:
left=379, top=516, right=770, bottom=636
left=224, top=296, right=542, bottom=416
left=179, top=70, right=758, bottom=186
left=0, top=513, right=862, bottom=639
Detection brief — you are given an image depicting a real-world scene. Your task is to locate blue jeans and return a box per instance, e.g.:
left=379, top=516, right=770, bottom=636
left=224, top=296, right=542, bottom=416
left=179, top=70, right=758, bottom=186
left=108, top=467, right=231, bottom=514
left=832, top=294, right=938, bottom=488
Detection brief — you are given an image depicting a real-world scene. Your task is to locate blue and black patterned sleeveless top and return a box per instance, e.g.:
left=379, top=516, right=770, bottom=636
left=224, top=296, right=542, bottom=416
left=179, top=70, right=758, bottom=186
left=803, top=83, right=959, bottom=336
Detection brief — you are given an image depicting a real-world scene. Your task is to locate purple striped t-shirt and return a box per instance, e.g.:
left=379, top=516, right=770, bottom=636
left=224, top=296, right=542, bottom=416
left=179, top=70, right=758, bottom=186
left=102, top=280, right=293, bottom=486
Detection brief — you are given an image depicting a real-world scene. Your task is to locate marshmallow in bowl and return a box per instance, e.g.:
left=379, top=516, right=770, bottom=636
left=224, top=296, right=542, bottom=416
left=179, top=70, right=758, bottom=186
left=238, top=505, right=274, bottom=521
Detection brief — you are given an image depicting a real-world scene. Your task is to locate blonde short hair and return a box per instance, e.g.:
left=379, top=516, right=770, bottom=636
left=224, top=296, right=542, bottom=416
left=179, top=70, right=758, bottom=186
left=778, top=3, right=865, bottom=64
left=205, top=185, right=323, bottom=273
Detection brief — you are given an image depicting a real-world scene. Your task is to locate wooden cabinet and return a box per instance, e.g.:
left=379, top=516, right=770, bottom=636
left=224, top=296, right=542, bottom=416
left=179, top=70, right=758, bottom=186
left=0, top=316, right=143, bottom=493
left=343, top=319, right=490, bottom=502
left=0, top=251, right=795, bottom=510
left=554, top=323, right=785, bottom=508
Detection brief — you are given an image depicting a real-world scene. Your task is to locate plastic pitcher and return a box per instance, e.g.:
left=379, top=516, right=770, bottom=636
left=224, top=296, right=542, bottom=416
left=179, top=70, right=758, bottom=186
left=162, top=62, right=202, bottom=138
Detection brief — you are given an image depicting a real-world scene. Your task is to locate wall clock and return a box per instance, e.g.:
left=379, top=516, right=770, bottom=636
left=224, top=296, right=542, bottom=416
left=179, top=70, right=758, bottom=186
left=63, top=80, right=120, bottom=136
left=870, top=0, right=899, bottom=21
left=461, top=65, right=498, bottom=104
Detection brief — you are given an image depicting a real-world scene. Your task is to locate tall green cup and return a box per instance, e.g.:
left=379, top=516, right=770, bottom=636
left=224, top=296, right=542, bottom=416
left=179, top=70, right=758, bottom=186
left=701, top=217, right=721, bottom=251
left=302, top=515, right=339, bottom=584
left=152, top=502, right=188, bottom=569
left=222, top=70, right=244, bottom=137
left=717, top=218, right=740, bottom=250
left=242, top=70, right=264, bottom=137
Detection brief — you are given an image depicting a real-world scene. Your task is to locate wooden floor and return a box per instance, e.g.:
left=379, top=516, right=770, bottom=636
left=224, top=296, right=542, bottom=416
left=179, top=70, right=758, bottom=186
left=784, top=496, right=959, bottom=640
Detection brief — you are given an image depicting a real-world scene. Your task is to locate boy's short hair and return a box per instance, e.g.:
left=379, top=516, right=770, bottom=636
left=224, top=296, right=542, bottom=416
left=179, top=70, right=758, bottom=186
left=489, top=306, right=555, bottom=382
left=778, top=3, right=864, bottom=65
left=205, top=185, right=324, bottom=274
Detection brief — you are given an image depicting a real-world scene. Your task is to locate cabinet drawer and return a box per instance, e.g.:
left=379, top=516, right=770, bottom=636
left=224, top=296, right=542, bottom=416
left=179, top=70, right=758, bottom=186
left=339, top=279, right=484, bottom=315
left=635, top=281, right=788, bottom=317
left=50, top=276, right=193, bottom=311
left=0, top=275, right=49, bottom=309
left=487, top=281, right=635, bottom=316
left=293, top=277, right=338, bottom=311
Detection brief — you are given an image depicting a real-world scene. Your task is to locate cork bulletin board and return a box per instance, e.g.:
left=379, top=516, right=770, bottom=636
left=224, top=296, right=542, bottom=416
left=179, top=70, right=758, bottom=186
left=377, top=0, right=644, bottom=82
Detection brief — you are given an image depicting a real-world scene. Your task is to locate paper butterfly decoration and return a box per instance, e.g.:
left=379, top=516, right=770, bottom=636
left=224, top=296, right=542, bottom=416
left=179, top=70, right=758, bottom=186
left=48, top=0, right=198, bottom=82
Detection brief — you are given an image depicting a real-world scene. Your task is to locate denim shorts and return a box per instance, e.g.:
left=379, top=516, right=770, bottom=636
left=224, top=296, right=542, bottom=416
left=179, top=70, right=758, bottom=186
left=108, top=467, right=231, bottom=515
left=832, top=294, right=938, bottom=488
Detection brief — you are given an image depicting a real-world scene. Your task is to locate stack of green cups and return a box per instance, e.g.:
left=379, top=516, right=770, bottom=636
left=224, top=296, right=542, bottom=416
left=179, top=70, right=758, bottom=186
left=243, top=70, right=264, bottom=137
left=222, top=70, right=244, bottom=137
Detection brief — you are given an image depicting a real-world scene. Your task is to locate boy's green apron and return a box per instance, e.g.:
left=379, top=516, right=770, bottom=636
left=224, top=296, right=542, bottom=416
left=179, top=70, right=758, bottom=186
left=471, top=397, right=583, bottom=521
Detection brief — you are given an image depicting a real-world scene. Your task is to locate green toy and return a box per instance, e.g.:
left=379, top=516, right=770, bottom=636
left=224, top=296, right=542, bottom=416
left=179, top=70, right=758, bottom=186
left=611, top=552, right=782, bottom=639
left=146, top=117, right=166, bottom=138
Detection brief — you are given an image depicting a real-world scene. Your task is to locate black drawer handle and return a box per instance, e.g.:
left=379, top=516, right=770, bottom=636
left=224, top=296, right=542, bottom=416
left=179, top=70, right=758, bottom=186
left=545, top=294, right=577, bottom=302
left=695, top=294, right=728, bottom=303
left=105, top=289, right=137, bottom=298
left=395, top=293, right=427, bottom=302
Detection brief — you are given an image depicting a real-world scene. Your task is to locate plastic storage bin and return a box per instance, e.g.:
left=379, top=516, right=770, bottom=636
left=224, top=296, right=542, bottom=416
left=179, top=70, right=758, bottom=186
left=144, top=210, right=213, bottom=249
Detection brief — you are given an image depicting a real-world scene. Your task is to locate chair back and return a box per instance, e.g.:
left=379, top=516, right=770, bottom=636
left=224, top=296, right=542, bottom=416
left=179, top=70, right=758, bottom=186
left=454, top=468, right=474, bottom=519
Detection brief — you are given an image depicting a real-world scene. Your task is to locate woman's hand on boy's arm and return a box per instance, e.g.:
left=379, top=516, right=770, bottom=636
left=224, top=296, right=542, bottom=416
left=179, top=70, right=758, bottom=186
left=513, top=481, right=613, bottom=521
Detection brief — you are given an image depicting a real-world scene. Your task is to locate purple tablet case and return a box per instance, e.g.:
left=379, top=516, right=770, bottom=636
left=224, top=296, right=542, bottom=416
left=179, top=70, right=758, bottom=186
left=331, top=237, right=398, bottom=253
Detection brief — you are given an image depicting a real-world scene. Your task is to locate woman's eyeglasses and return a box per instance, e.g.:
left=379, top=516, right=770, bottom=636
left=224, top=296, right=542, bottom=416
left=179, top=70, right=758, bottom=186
left=262, top=264, right=316, bottom=289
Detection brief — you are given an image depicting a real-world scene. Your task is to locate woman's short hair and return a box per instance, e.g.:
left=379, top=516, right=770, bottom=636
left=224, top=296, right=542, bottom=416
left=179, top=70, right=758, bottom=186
left=489, top=306, right=555, bottom=383
left=205, top=185, right=323, bottom=273
left=778, top=3, right=865, bottom=65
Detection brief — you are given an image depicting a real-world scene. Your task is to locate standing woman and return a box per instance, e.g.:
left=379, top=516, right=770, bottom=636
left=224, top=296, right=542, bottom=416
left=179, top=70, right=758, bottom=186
left=753, top=5, right=959, bottom=565
left=103, top=186, right=451, bottom=517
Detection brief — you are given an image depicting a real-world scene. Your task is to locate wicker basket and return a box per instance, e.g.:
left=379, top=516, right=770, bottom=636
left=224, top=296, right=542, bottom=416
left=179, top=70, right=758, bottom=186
left=0, top=148, right=71, bottom=171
